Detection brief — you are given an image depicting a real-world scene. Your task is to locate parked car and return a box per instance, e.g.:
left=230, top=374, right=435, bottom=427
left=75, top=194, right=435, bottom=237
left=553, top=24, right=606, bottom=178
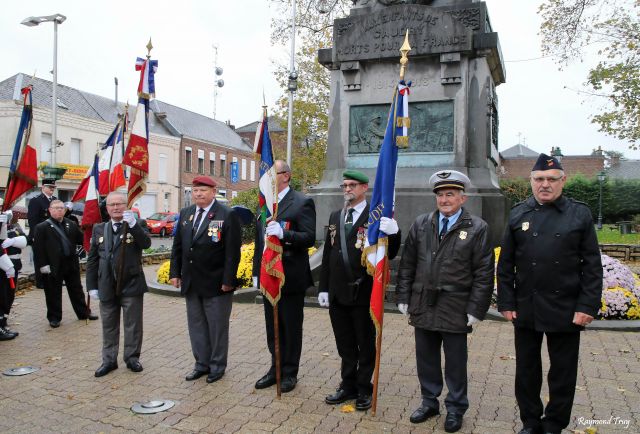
left=146, top=212, right=178, bottom=237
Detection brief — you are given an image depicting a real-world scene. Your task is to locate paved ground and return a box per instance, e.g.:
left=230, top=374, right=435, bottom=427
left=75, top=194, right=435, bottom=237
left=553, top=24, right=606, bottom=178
left=1, top=277, right=639, bottom=433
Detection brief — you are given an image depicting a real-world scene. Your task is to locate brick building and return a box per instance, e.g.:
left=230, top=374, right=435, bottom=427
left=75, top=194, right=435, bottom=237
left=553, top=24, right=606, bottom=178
left=498, top=143, right=604, bottom=179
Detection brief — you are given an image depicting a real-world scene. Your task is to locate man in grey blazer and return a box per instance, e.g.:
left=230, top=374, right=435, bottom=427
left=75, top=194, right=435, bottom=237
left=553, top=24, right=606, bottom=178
left=86, top=192, right=151, bottom=377
left=170, top=176, right=242, bottom=384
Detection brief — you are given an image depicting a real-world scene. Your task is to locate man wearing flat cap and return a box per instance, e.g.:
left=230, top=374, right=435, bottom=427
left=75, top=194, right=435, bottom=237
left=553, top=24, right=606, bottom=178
left=396, top=169, right=494, bottom=433
left=28, top=178, right=57, bottom=289
left=170, top=175, right=241, bottom=384
left=252, top=160, right=316, bottom=393
left=497, top=154, right=602, bottom=434
left=318, top=170, right=401, bottom=411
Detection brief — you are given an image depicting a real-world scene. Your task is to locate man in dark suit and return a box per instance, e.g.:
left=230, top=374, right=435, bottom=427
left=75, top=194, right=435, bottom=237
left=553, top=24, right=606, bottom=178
left=318, top=170, right=401, bottom=411
left=252, top=160, right=316, bottom=393
left=86, top=192, right=151, bottom=377
left=170, top=176, right=241, bottom=384
left=28, top=178, right=57, bottom=289
left=497, top=154, right=602, bottom=434
left=33, top=200, right=97, bottom=327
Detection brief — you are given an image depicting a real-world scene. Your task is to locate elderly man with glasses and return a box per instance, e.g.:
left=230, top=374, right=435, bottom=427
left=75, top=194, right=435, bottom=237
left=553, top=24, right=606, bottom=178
left=318, top=170, right=400, bottom=411
left=33, top=199, right=97, bottom=328
left=497, top=154, right=602, bottom=434
left=86, top=191, right=151, bottom=377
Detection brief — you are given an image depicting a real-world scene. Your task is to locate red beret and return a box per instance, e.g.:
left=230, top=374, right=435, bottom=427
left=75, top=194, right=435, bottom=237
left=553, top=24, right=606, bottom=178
left=192, top=176, right=216, bottom=187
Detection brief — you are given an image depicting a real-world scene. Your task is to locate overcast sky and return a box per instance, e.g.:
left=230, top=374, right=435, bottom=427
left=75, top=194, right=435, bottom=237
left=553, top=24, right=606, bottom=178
left=2, top=0, right=637, bottom=159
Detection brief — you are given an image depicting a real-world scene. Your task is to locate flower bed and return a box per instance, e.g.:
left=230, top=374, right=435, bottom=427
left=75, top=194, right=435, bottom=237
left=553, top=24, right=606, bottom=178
left=492, top=247, right=640, bottom=320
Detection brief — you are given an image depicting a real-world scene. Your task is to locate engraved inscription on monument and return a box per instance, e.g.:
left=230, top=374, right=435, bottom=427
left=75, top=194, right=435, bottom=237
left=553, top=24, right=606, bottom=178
left=349, top=101, right=454, bottom=154
left=335, top=4, right=486, bottom=62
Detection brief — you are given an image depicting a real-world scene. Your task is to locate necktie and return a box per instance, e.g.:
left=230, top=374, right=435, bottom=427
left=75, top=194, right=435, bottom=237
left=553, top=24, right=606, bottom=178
left=192, top=208, right=204, bottom=239
left=439, top=217, right=449, bottom=241
left=345, top=208, right=355, bottom=233
left=113, top=222, right=122, bottom=233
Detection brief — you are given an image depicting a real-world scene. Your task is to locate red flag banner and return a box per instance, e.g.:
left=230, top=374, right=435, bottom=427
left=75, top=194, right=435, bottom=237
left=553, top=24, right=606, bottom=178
left=260, top=234, right=284, bottom=305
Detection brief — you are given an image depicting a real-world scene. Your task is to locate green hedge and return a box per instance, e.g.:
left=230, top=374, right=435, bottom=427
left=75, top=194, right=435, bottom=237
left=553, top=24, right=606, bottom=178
left=499, top=176, right=640, bottom=223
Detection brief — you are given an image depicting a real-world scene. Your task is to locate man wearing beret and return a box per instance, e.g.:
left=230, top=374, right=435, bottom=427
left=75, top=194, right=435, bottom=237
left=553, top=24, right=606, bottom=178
left=170, top=176, right=241, bottom=384
left=318, top=170, right=401, bottom=411
left=396, top=170, right=494, bottom=433
left=253, top=160, right=316, bottom=393
left=497, top=154, right=602, bottom=434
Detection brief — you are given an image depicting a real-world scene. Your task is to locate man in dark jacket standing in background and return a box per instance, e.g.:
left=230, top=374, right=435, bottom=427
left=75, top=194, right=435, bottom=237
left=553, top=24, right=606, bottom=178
left=497, top=154, right=602, bottom=434
left=252, top=160, right=316, bottom=393
left=318, top=170, right=401, bottom=411
left=170, top=176, right=241, bottom=384
left=87, top=192, right=151, bottom=377
left=28, top=178, right=57, bottom=289
left=396, top=170, right=494, bottom=433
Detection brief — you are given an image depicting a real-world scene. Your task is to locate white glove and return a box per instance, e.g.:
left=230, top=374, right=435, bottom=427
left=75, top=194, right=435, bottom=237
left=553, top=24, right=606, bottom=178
left=0, top=214, right=7, bottom=224
left=122, top=210, right=136, bottom=227
left=1, top=238, right=15, bottom=249
left=398, top=303, right=408, bottom=315
left=3, top=235, right=27, bottom=250
left=0, top=254, right=13, bottom=272
left=252, top=276, right=258, bottom=288
left=379, top=217, right=399, bottom=235
left=265, top=221, right=284, bottom=239
left=40, top=265, right=51, bottom=274
left=89, top=289, right=99, bottom=300
left=467, top=314, right=481, bottom=326
left=318, top=292, right=329, bottom=307
left=5, top=267, right=15, bottom=279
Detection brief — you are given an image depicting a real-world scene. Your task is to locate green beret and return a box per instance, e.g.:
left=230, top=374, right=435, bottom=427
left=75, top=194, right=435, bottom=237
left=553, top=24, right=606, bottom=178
left=342, top=170, right=369, bottom=183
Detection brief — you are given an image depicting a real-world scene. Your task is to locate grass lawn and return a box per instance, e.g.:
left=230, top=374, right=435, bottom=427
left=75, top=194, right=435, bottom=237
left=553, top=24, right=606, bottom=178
left=597, top=224, right=640, bottom=244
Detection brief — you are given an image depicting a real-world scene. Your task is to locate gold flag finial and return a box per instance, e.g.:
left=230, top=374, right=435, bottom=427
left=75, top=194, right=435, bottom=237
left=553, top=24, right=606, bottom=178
left=399, top=29, right=411, bottom=81
left=146, top=38, right=153, bottom=58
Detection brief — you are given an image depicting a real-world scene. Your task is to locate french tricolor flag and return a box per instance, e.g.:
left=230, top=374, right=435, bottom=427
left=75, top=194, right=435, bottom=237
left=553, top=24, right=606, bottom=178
left=135, top=57, right=158, bottom=98
left=98, top=123, right=120, bottom=195
left=82, top=153, right=102, bottom=251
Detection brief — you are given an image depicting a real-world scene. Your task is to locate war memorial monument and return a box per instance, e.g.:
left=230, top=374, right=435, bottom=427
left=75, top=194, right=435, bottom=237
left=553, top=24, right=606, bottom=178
left=311, top=0, right=509, bottom=245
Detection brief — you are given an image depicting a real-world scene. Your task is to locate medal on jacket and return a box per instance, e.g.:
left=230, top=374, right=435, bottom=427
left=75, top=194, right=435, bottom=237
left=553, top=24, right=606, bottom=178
left=459, top=231, right=467, bottom=240
left=328, top=224, right=336, bottom=246
left=355, top=227, right=366, bottom=250
left=98, top=236, right=104, bottom=244
left=209, top=221, right=222, bottom=242
left=125, top=233, right=133, bottom=244
left=522, top=222, right=529, bottom=231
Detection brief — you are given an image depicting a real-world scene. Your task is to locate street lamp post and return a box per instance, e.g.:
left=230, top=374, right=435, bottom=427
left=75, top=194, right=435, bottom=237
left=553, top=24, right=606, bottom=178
left=597, top=171, right=606, bottom=230
left=21, top=13, right=66, bottom=166
left=286, top=1, right=297, bottom=167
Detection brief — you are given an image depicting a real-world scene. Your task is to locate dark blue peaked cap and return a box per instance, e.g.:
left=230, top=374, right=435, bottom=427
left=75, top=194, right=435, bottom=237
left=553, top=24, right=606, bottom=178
left=532, top=153, right=563, bottom=171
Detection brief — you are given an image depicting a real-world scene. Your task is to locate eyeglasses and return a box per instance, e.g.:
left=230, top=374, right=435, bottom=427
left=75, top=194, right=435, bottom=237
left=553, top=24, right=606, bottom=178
left=107, top=202, right=126, bottom=207
left=339, top=183, right=363, bottom=190
left=531, top=176, right=563, bottom=184
left=50, top=206, right=65, bottom=210
left=276, top=171, right=289, bottom=175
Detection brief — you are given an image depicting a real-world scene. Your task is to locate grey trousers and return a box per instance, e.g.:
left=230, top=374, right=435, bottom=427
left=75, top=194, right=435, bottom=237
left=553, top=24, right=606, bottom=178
left=186, top=291, right=233, bottom=374
left=99, top=295, right=143, bottom=365
left=415, top=328, right=469, bottom=415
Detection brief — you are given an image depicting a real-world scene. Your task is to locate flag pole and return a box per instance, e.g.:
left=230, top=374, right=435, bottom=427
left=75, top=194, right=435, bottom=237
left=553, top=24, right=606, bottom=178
left=371, top=30, right=411, bottom=417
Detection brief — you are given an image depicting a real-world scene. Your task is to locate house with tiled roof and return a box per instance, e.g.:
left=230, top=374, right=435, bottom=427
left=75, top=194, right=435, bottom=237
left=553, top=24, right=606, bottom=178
left=0, top=73, right=256, bottom=216
left=606, top=156, right=640, bottom=180
left=236, top=116, right=287, bottom=154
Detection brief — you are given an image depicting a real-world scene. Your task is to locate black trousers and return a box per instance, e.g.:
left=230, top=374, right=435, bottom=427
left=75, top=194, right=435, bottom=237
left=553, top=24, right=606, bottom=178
left=263, top=292, right=304, bottom=378
left=0, top=276, right=16, bottom=317
left=514, top=327, right=580, bottom=433
left=415, top=328, right=469, bottom=415
left=329, top=301, right=375, bottom=395
left=43, top=260, right=89, bottom=322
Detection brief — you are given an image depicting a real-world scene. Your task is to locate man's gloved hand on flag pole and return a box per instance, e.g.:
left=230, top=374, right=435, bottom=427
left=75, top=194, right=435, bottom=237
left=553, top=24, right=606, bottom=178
left=466, top=314, right=481, bottom=326
left=398, top=303, right=408, bottom=315
left=39, top=265, right=51, bottom=274
left=123, top=210, right=136, bottom=227
left=252, top=276, right=258, bottom=288
left=0, top=214, right=8, bottom=225
left=318, top=292, right=329, bottom=308
left=265, top=221, right=284, bottom=239
left=379, top=217, right=399, bottom=235
left=5, top=267, right=15, bottom=279
left=89, top=289, right=99, bottom=301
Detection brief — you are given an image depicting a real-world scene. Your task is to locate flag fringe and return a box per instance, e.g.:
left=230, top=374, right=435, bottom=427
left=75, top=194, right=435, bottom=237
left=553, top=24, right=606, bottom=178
left=396, top=116, right=410, bottom=128
left=396, top=136, right=409, bottom=148
left=361, top=237, right=389, bottom=277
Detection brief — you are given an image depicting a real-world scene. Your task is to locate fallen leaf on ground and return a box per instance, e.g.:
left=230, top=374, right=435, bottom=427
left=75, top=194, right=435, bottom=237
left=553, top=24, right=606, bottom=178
left=499, top=355, right=516, bottom=360
left=341, top=404, right=355, bottom=413
left=618, top=348, right=630, bottom=353
left=322, top=352, right=330, bottom=357
left=617, top=386, right=626, bottom=392
left=67, top=394, right=74, bottom=400
left=590, top=351, right=601, bottom=355
left=47, top=356, right=62, bottom=362
left=585, top=427, right=598, bottom=434
left=575, top=386, right=586, bottom=391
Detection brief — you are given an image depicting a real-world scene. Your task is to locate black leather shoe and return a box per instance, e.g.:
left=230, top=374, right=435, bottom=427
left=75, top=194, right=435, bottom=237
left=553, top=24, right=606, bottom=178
left=88, top=314, right=99, bottom=320
left=206, top=372, right=224, bottom=383
left=95, top=363, right=118, bottom=377
left=49, top=321, right=61, bottom=328
left=518, top=429, right=538, bottom=434
left=444, top=413, right=463, bottom=433
left=0, top=327, right=17, bottom=340
left=410, top=406, right=440, bottom=423
left=355, top=394, right=372, bottom=411
left=126, top=361, right=143, bottom=372
left=255, top=372, right=277, bottom=389
left=185, top=369, right=208, bottom=381
left=280, top=377, right=297, bottom=393
left=325, top=388, right=358, bottom=405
